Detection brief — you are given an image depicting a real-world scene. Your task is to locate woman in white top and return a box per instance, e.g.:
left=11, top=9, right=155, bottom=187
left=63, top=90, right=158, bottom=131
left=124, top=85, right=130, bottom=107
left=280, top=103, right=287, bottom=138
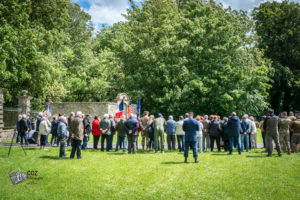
left=249, top=116, right=257, bottom=149
left=175, top=116, right=185, bottom=152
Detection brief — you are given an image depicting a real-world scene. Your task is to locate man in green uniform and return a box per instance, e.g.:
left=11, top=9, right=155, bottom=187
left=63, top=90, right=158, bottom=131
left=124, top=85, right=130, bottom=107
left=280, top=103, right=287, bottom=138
left=99, top=114, right=111, bottom=152
left=140, top=111, right=150, bottom=150
left=153, top=113, right=166, bottom=153
left=279, top=112, right=292, bottom=154
left=291, top=111, right=300, bottom=153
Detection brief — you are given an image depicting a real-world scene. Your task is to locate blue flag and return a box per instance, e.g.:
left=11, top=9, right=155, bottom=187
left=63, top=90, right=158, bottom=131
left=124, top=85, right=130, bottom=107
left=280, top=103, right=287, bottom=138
left=119, top=100, right=124, bottom=111
left=136, top=98, right=141, bottom=117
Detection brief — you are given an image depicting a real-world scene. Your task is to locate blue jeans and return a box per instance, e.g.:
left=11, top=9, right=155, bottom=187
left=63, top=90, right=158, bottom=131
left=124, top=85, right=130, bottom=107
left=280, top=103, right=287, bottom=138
left=82, top=135, right=89, bottom=150
left=149, top=134, right=155, bottom=150
left=240, top=134, right=249, bottom=152
left=184, top=141, right=198, bottom=158
left=115, top=136, right=127, bottom=152
left=177, top=135, right=185, bottom=151
left=20, top=132, right=28, bottom=145
left=229, top=136, right=241, bottom=154
left=16, top=131, right=21, bottom=143
left=70, top=140, right=82, bottom=159
left=109, top=134, right=114, bottom=150
left=59, top=140, right=66, bottom=157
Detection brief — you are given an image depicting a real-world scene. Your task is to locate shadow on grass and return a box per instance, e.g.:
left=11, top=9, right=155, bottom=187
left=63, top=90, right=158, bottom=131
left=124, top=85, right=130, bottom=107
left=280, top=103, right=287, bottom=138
left=161, top=161, right=185, bottom=165
left=39, top=155, right=64, bottom=160
left=210, top=153, right=228, bottom=156
left=246, top=155, right=265, bottom=158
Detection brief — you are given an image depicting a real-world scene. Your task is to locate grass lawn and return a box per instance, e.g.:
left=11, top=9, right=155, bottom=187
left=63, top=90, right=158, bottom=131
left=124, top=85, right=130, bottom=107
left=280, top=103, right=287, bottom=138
left=0, top=146, right=299, bottom=200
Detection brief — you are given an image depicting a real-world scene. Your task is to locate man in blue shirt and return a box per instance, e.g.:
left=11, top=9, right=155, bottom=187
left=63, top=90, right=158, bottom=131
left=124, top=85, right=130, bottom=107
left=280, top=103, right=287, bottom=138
left=240, top=115, right=251, bottom=152
left=57, top=116, right=68, bottom=158
left=124, top=114, right=139, bottom=154
left=183, top=112, right=200, bottom=163
left=166, top=115, right=176, bottom=150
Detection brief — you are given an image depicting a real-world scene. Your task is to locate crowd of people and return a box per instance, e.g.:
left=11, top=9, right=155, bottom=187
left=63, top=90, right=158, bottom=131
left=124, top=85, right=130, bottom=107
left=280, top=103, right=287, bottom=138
left=15, top=109, right=300, bottom=162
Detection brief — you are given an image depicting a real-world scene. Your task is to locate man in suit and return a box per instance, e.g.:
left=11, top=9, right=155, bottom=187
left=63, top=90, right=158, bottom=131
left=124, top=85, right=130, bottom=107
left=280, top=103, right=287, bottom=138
left=69, top=111, right=84, bottom=159
left=183, top=112, right=199, bottom=163
left=124, top=114, right=139, bottom=154
left=227, top=112, right=242, bottom=155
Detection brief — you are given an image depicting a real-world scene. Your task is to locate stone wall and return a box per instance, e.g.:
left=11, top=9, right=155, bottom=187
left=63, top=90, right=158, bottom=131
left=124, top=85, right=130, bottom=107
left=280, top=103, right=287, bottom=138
left=3, top=109, right=19, bottom=129
left=0, top=129, right=14, bottom=142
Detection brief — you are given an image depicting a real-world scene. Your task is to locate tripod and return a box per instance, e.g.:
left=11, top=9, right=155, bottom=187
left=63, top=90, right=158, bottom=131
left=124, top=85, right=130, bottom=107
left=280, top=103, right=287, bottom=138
left=8, top=129, right=27, bottom=157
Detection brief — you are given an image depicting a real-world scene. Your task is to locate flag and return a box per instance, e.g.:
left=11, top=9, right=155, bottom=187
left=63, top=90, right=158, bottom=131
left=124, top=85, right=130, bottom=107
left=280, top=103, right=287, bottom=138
left=136, top=98, right=141, bottom=118
left=45, top=103, right=51, bottom=116
left=127, top=104, right=132, bottom=118
left=119, top=100, right=124, bottom=111
left=115, top=111, right=123, bottom=119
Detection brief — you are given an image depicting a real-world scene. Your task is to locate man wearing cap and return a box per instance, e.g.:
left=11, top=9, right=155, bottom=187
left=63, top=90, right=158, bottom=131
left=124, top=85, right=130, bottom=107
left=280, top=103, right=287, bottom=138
left=290, top=111, right=300, bottom=153
left=263, top=109, right=282, bottom=157
left=69, top=111, right=84, bottom=159
left=140, top=111, right=150, bottom=150
left=153, top=113, right=166, bottom=153
left=183, top=112, right=199, bottom=163
left=279, top=112, right=292, bottom=154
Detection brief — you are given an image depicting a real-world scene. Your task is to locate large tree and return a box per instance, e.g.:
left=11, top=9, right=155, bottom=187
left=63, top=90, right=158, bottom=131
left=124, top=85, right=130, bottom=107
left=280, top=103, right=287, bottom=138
left=252, top=0, right=300, bottom=112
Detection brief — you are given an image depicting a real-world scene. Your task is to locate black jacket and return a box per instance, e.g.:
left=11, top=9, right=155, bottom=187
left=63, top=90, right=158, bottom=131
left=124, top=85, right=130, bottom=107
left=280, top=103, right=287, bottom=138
left=209, top=120, right=222, bottom=136
left=83, top=118, right=91, bottom=135
left=19, top=119, right=28, bottom=133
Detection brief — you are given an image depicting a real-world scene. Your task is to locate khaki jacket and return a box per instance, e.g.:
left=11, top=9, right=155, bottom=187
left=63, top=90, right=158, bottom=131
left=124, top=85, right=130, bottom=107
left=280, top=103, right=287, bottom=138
left=69, top=117, right=84, bottom=141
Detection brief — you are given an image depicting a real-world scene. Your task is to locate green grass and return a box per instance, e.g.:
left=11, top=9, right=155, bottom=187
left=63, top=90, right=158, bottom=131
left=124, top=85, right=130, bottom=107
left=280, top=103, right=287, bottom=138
left=0, top=146, right=299, bottom=200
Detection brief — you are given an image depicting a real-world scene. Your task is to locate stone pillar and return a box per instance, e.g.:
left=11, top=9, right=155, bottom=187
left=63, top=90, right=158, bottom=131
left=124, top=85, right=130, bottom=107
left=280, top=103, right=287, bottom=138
left=17, top=90, right=32, bottom=115
left=0, top=88, right=4, bottom=133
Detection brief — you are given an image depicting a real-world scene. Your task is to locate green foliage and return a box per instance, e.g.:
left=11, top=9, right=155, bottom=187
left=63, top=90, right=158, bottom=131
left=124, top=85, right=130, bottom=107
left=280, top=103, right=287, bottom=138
left=252, top=0, right=300, bottom=112
left=96, top=0, right=271, bottom=116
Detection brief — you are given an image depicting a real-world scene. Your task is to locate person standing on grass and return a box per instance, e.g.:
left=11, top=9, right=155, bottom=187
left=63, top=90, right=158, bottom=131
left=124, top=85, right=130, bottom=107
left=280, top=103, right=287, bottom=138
left=50, top=116, right=59, bottom=147
left=183, top=112, right=199, bottom=163
left=195, top=115, right=203, bottom=154
left=147, top=115, right=155, bottom=152
left=221, top=117, right=230, bottom=152
left=240, top=115, right=251, bottom=152
left=278, top=112, right=291, bottom=154
left=16, top=114, right=22, bottom=144
left=57, top=116, right=68, bottom=158
left=108, top=114, right=116, bottom=151
left=38, top=116, right=51, bottom=150
left=249, top=116, right=258, bottom=149
left=36, top=112, right=44, bottom=146
left=19, top=114, right=28, bottom=145
left=264, top=109, right=282, bottom=157
left=82, top=114, right=92, bottom=150
left=115, top=115, right=127, bottom=152
left=175, top=116, right=185, bottom=152
left=166, top=115, right=176, bottom=150
left=69, top=111, right=84, bottom=159
left=227, top=112, right=241, bottom=155
left=209, top=116, right=222, bottom=152
left=290, top=111, right=300, bottom=153
left=67, top=112, right=75, bottom=146
left=259, top=116, right=266, bottom=148
left=124, top=114, right=139, bottom=154
left=92, top=116, right=101, bottom=150
left=202, top=115, right=210, bottom=152
left=153, top=113, right=166, bottom=153
left=140, top=111, right=150, bottom=150
left=99, top=114, right=111, bottom=152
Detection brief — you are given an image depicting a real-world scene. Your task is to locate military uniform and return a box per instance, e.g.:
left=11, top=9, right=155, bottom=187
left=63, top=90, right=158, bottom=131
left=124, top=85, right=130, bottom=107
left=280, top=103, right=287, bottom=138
left=264, top=115, right=282, bottom=156
left=153, top=117, right=166, bottom=152
left=278, top=118, right=291, bottom=152
left=290, top=119, right=300, bottom=153
left=140, top=115, right=150, bottom=150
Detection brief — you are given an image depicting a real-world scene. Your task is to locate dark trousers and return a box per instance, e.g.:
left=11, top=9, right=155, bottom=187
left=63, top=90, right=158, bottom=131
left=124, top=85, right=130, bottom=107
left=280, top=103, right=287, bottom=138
left=167, top=135, right=176, bottom=150
left=93, top=135, right=100, bottom=149
left=248, top=134, right=252, bottom=150
left=70, top=140, right=82, bottom=159
left=184, top=141, right=198, bottom=158
left=149, top=135, right=155, bottom=150
left=20, top=132, right=28, bottom=145
left=67, top=135, right=71, bottom=146
left=16, top=131, right=21, bottom=143
left=128, top=134, right=137, bottom=154
left=229, top=136, right=241, bottom=154
left=223, top=139, right=229, bottom=152
left=82, top=135, right=89, bottom=150
left=116, top=136, right=127, bottom=152
left=51, top=134, right=59, bottom=146
left=59, top=140, right=66, bottom=157
left=210, top=135, right=220, bottom=151
left=177, top=135, right=185, bottom=151
left=101, top=134, right=110, bottom=151
left=262, top=131, right=266, bottom=148
left=108, top=134, right=114, bottom=150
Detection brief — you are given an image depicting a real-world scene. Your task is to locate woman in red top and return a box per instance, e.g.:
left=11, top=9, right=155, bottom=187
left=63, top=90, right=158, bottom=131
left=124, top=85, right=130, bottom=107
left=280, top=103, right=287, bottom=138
left=92, top=116, right=101, bottom=149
